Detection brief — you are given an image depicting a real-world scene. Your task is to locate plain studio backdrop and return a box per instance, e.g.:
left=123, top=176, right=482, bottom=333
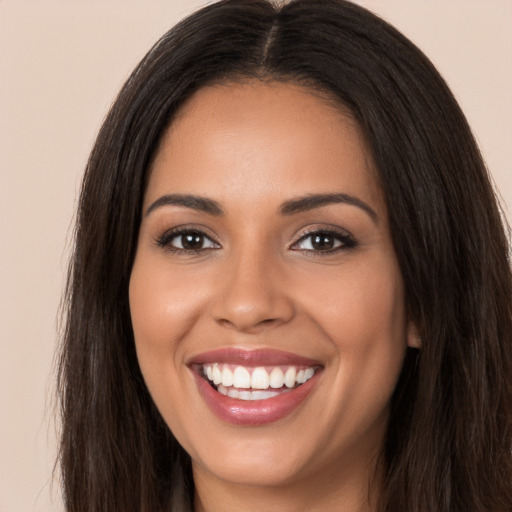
left=0, top=1, right=510, bottom=511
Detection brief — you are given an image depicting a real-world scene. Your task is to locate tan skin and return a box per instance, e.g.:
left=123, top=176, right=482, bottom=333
left=129, top=81, right=419, bottom=512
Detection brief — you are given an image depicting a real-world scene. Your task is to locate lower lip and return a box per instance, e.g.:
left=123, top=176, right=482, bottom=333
left=193, top=370, right=320, bottom=426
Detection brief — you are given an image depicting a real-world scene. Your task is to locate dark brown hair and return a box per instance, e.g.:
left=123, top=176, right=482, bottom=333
left=58, top=1, right=512, bottom=510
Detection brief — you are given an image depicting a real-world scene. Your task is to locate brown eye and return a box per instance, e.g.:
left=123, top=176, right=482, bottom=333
left=180, top=232, right=206, bottom=250
left=158, top=229, right=220, bottom=252
left=291, top=229, right=357, bottom=253
left=311, top=233, right=336, bottom=250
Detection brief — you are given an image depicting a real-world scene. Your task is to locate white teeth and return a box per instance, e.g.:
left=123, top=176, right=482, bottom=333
left=212, top=364, right=222, bottom=385
left=296, top=369, right=306, bottom=384
left=251, top=367, right=269, bottom=389
left=284, top=367, right=296, bottom=388
left=221, top=366, right=233, bottom=387
left=202, top=363, right=318, bottom=395
left=217, top=384, right=286, bottom=401
left=251, top=390, right=281, bottom=400
left=269, top=367, right=285, bottom=388
left=232, top=366, right=251, bottom=388
left=227, top=387, right=239, bottom=399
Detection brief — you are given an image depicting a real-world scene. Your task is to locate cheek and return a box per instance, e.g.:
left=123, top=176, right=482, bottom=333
left=305, top=258, right=406, bottom=337
left=128, top=260, right=199, bottom=397
left=128, top=258, right=206, bottom=442
left=302, top=261, right=407, bottom=408
left=129, top=258, right=206, bottom=350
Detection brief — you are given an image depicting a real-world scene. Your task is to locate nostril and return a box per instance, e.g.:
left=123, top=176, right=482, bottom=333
left=216, top=316, right=277, bottom=329
left=215, top=312, right=292, bottom=333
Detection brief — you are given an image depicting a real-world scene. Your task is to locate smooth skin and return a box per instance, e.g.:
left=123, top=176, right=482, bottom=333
left=129, top=81, right=419, bottom=512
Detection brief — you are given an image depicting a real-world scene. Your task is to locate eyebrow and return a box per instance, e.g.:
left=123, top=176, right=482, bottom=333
left=279, top=193, right=378, bottom=223
left=145, top=192, right=378, bottom=223
left=145, top=194, right=223, bottom=217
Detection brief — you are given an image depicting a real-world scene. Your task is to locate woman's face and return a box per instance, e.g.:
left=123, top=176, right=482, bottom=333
left=129, top=81, right=417, bottom=492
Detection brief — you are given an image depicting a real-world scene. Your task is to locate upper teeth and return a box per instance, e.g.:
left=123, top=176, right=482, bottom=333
left=203, top=364, right=316, bottom=390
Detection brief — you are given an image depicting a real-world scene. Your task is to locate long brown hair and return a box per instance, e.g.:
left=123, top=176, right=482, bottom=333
left=58, top=1, right=512, bottom=510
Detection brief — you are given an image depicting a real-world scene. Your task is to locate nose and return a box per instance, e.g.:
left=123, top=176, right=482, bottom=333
left=211, top=246, right=295, bottom=333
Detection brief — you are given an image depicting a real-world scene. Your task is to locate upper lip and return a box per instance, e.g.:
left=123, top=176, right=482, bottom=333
left=187, top=348, right=322, bottom=367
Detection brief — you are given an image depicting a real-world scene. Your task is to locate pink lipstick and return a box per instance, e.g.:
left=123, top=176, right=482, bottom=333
left=189, top=348, right=323, bottom=425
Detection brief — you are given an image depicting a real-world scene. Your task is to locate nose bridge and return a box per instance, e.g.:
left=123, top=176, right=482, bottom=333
left=212, top=238, right=294, bottom=332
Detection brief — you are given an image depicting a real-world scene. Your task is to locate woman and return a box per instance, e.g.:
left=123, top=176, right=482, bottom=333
left=57, top=1, right=512, bottom=510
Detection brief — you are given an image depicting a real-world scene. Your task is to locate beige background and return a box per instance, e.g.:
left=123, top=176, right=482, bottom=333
left=1, top=1, right=510, bottom=511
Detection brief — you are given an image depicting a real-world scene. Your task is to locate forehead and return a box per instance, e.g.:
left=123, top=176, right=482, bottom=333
left=146, top=81, right=384, bottom=214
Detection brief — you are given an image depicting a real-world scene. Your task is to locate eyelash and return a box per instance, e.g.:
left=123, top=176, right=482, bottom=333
left=156, top=227, right=357, bottom=256
left=156, top=227, right=220, bottom=255
left=290, top=228, right=357, bottom=254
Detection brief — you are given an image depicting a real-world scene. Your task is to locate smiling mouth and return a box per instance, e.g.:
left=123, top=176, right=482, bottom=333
left=189, top=348, right=323, bottom=424
left=200, top=363, right=319, bottom=401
